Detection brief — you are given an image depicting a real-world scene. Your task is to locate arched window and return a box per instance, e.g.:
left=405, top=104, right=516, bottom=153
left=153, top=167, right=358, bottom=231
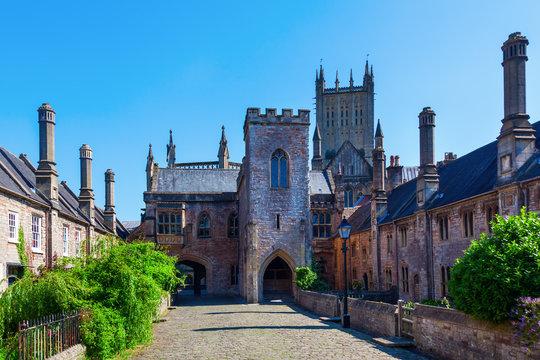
left=344, top=187, right=354, bottom=208
left=198, top=213, right=211, bottom=238
left=271, top=150, right=288, bottom=188
left=228, top=211, right=238, bottom=238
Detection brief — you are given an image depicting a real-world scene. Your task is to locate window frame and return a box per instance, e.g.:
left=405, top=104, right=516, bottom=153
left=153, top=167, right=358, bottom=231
left=8, top=211, right=19, bottom=242
left=386, top=233, right=393, bottom=254
left=270, top=149, right=288, bottom=188
left=312, top=211, right=331, bottom=239
left=197, top=212, right=211, bottom=238
left=31, top=215, right=42, bottom=251
left=344, top=187, right=354, bottom=208
left=62, top=225, right=69, bottom=256
left=399, top=226, right=408, bottom=247
left=157, top=211, right=183, bottom=236
left=462, top=210, right=474, bottom=238
left=438, top=215, right=449, bottom=241
left=227, top=211, right=239, bottom=238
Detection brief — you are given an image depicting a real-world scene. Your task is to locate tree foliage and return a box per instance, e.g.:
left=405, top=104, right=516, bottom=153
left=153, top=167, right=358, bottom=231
left=449, top=208, right=540, bottom=322
left=0, top=236, right=183, bottom=359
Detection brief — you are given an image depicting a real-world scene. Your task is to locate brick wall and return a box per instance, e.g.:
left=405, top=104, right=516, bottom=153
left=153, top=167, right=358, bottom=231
left=413, top=304, right=540, bottom=360
left=296, top=289, right=338, bottom=318
left=349, top=298, right=398, bottom=337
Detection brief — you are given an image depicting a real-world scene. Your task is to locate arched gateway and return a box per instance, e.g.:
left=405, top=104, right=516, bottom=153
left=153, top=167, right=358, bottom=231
left=259, top=250, right=296, bottom=301
left=176, top=254, right=213, bottom=296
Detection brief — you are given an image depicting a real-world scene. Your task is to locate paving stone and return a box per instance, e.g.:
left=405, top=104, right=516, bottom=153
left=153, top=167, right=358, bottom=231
left=130, top=296, right=426, bottom=360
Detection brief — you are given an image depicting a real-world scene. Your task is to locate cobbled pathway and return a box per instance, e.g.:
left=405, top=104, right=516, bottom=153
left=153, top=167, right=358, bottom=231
left=130, top=296, right=427, bottom=360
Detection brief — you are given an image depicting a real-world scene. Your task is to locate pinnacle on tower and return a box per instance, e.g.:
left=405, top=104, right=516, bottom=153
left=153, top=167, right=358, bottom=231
left=365, top=60, right=369, bottom=76
left=335, top=70, right=339, bottom=90
left=316, top=68, right=319, bottom=81
left=147, top=144, right=153, bottom=161
left=166, top=130, right=176, bottom=168
left=349, top=69, right=354, bottom=87
left=313, top=123, right=321, bottom=141
left=218, top=125, right=230, bottom=169
left=375, top=119, right=383, bottom=138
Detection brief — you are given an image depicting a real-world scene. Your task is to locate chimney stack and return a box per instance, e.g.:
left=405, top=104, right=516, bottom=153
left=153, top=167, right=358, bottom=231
left=104, top=169, right=116, bottom=234
left=371, top=120, right=387, bottom=219
left=36, top=103, right=59, bottom=207
left=416, top=107, right=439, bottom=206
left=79, top=144, right=95, bottom=224
left=497, top=32, right=536, bottom=182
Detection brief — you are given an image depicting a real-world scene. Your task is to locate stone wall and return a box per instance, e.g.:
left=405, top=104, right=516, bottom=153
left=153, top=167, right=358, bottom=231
left=296, top=290, right=338, bottom=318
left=413, top=304, right=540, bottom=360
left=47, top=344, right=86, bottom=360
left=349, top=298, right=398, bottom=337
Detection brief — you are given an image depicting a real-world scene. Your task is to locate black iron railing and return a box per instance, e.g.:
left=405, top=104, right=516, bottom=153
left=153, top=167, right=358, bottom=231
left=5, top=309, right=86, bottom=360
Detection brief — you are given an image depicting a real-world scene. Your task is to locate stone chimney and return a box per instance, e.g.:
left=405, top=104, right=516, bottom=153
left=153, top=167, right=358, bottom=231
left=386, top=154, right=404, bottom=191
left=79, top=144, right=95, bottom=224
left=104, top=169, right=116, bottom=234
left=497, top=32, right=536, bottom=183
left=416, top=107, right=439, bottom=206
left=35, top=103, right=59, bottom=207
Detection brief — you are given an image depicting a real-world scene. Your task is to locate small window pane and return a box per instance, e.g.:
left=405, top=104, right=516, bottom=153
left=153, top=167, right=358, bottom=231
left=279, top=158, right=287, bottom=187
left=313, top=226, right=318, bottom=238
left=319, top=214, right=324, bottom=224
left=325, top=213, right=331, bottom=224
left=312, top=214, right=318, bottom=224
left=271, top=157, right=279, bottom=187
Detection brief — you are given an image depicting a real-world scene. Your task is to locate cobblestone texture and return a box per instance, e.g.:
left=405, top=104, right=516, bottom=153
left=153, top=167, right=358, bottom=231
left=130, top=296, right=426, bottom=360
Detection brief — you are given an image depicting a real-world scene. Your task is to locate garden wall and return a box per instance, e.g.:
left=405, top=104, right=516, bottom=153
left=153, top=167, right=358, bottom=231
left=296, top=290, right=339, bottom=318
left=348, top=298, right=398, bottom=337
left=413, top=304, right=540, bottom=360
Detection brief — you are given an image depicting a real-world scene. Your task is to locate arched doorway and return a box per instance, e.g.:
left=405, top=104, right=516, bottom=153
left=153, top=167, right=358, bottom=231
left=177, top=260, right=206, bottom=296
left=262, top=257, right=292, bottom=299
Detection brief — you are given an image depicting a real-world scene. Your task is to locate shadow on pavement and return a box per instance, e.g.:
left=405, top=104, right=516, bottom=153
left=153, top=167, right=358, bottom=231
left=194, top=325, right=331, bottom=331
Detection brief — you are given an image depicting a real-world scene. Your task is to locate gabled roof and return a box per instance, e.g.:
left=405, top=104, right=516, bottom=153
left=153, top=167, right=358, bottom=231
left=0, top=146, right=126, bottom=238
left=348, top=120, right=539, bottom=227
left=156, top=168, right=240, bottom=193
left=309, top=171, right=332, bottom=195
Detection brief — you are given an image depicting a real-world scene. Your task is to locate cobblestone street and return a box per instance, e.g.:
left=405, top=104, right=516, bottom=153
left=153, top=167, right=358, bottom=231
left=130, top=296, right=426, bottom=360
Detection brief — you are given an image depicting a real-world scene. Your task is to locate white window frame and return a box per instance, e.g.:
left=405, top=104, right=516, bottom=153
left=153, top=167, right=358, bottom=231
left=8, top=212, right=19, bottom=242
left=63, top=226, right=69, bottom=256
left=32, top=216, right=42, bottom=251
left=75, top=230, right=81, bottom=256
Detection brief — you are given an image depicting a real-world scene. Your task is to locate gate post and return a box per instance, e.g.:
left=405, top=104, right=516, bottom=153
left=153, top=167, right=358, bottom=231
left=397, top=300, right=403, bottom=337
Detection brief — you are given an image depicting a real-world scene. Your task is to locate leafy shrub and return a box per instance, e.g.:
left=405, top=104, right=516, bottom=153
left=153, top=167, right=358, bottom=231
left=511, top=297, right=540, bottom=356
left=0, top=237, right=182, bottom=359
left=449, top=208, right=540, bottom=322
left=420, top=298, right=450, bottom=308
left=295, top=267, right=317, bottom=290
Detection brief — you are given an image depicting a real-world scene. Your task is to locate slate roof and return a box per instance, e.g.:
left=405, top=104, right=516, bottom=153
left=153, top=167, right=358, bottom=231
left=309, top=171, right=332, bottom=195
left=350, top=120, right=540, bottom=230
left=156, top=168, right=240, bottom=193
left=0, top=146, right=126, bottom=237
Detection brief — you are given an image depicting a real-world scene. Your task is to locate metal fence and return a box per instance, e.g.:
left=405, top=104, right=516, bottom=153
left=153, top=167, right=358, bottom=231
left=5, top=309, right=86, bottom=360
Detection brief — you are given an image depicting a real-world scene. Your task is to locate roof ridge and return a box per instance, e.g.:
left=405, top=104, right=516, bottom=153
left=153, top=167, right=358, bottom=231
left=0, top=148, right=32, bottom=196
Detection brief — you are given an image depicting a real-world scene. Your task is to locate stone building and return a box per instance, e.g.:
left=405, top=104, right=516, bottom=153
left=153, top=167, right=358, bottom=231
left=331, top=32, right=539, bottom=302
left=0, top=103, right=128, bottom=291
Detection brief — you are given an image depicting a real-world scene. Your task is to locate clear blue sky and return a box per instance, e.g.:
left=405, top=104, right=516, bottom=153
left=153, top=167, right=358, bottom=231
left=1, top=1, right=540, bottom=221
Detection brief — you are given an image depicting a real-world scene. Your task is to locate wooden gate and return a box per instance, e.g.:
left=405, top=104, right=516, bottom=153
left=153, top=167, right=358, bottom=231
left=397, top=300, right=414, bottom=338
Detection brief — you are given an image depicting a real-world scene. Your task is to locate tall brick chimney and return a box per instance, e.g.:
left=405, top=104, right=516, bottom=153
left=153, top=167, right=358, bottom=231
left=497, top=32, right=536, bottom=183
left=35, top=103, right=59, bottom=207
left=416, top=107, right=439, bottom=206
left=79, top=144, right=95, bottom=224
left=104, top=169, right=116, bottom=234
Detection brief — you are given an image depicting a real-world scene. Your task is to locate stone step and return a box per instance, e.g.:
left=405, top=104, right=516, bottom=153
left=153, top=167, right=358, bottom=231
left=371, top=337, right=415, bottom=348
left=319, top=316, right=341, bottom=322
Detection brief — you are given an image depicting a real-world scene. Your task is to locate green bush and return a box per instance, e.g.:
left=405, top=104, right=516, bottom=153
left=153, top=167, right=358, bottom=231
left=0, top=237, right=183, bottom=359
left=420, top=298, right=450, bottom=308
left=294, top=267, right=317, bottom=290
left=449, top=208, right=540, bottom=322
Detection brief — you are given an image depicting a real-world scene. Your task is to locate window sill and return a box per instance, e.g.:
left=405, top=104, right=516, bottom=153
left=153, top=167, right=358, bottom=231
left=8, top=239, right=19, bottom=244
left=32, top=249, right=44, bottom=254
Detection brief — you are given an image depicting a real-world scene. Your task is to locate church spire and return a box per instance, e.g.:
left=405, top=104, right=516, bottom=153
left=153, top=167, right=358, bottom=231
left=349, top=69, right=354, bottom=87
left=335, top=70, right=339, bottom=91
left=218, top=126, right=230, bottom=169
left=311, top=124, right=323, bottom=171
left=166, top=130, right=176, bottom=168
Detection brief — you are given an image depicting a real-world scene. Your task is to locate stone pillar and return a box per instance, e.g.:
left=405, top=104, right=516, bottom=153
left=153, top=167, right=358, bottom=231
left=104, top=169, right=116, bottom=234
left=79, top=144, right=95, bottom=224
left=36, top=103, right=59, bottom=207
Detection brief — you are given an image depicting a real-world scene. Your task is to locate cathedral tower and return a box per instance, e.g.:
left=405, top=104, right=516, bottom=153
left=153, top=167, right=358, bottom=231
left=315, top=62, right=374, bottom=166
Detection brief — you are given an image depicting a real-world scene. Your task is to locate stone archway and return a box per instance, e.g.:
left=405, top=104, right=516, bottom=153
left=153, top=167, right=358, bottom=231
left=259, top=249, right=296, bottom=301
left=177, top=254, right=213, bottom=296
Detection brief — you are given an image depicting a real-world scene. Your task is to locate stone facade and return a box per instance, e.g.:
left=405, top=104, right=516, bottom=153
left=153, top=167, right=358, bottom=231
left=0, top=104, right=127, bottom=292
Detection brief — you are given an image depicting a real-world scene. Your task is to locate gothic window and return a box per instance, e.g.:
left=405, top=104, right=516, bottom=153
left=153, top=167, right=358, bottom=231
left=441, top=265, right=452, bottom=298
left=401, top=265, right=409, bottom=293
left=486, top=205, right=499, bottom=233
left=344, top=187, right=354, bottom=208
left=158, top=211, right=183, bottom=235
left=327, top=120, right=329, bottom=127
left=346, top=110, right=348, bottom=117
left=271, top=150, right=288, bottom=188
left=438, top=215, right=449, bottom=240
left=351, top=241, right=357, bottom=258
left=385, top=267, right=393, bottom=290
left=332, top=111, right=334, bottom=118
left=341, top=110, right=343, bottom=117
left=227, top=211, right=238, bottom=238
left=312, top=212, right=331, bottom=238
left=355, top=109, right=358, bottom=117
left=386, top=233, right=393, bottom=254
left=362, top=247, right=367, bottom=262
left=355, top=119, right=358, bottom=125
left=326, top=111, right=329, bottom=119
left=198, top=212, right=211, bottom=238
left=462, top=211, right=474, bottom=238
left=399, top=226, right=408, bottom=247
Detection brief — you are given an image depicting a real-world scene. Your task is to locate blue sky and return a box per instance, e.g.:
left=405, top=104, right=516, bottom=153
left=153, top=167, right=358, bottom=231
left=1, top=1, right=540, bottom=221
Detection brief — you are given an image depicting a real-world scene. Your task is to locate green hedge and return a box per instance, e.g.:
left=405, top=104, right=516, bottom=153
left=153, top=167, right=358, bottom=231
left=0, top=237, right=182, bottom=359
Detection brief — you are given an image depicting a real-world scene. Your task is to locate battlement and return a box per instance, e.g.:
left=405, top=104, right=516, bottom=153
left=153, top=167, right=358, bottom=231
left=246, top=108, right=310, bottom=119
